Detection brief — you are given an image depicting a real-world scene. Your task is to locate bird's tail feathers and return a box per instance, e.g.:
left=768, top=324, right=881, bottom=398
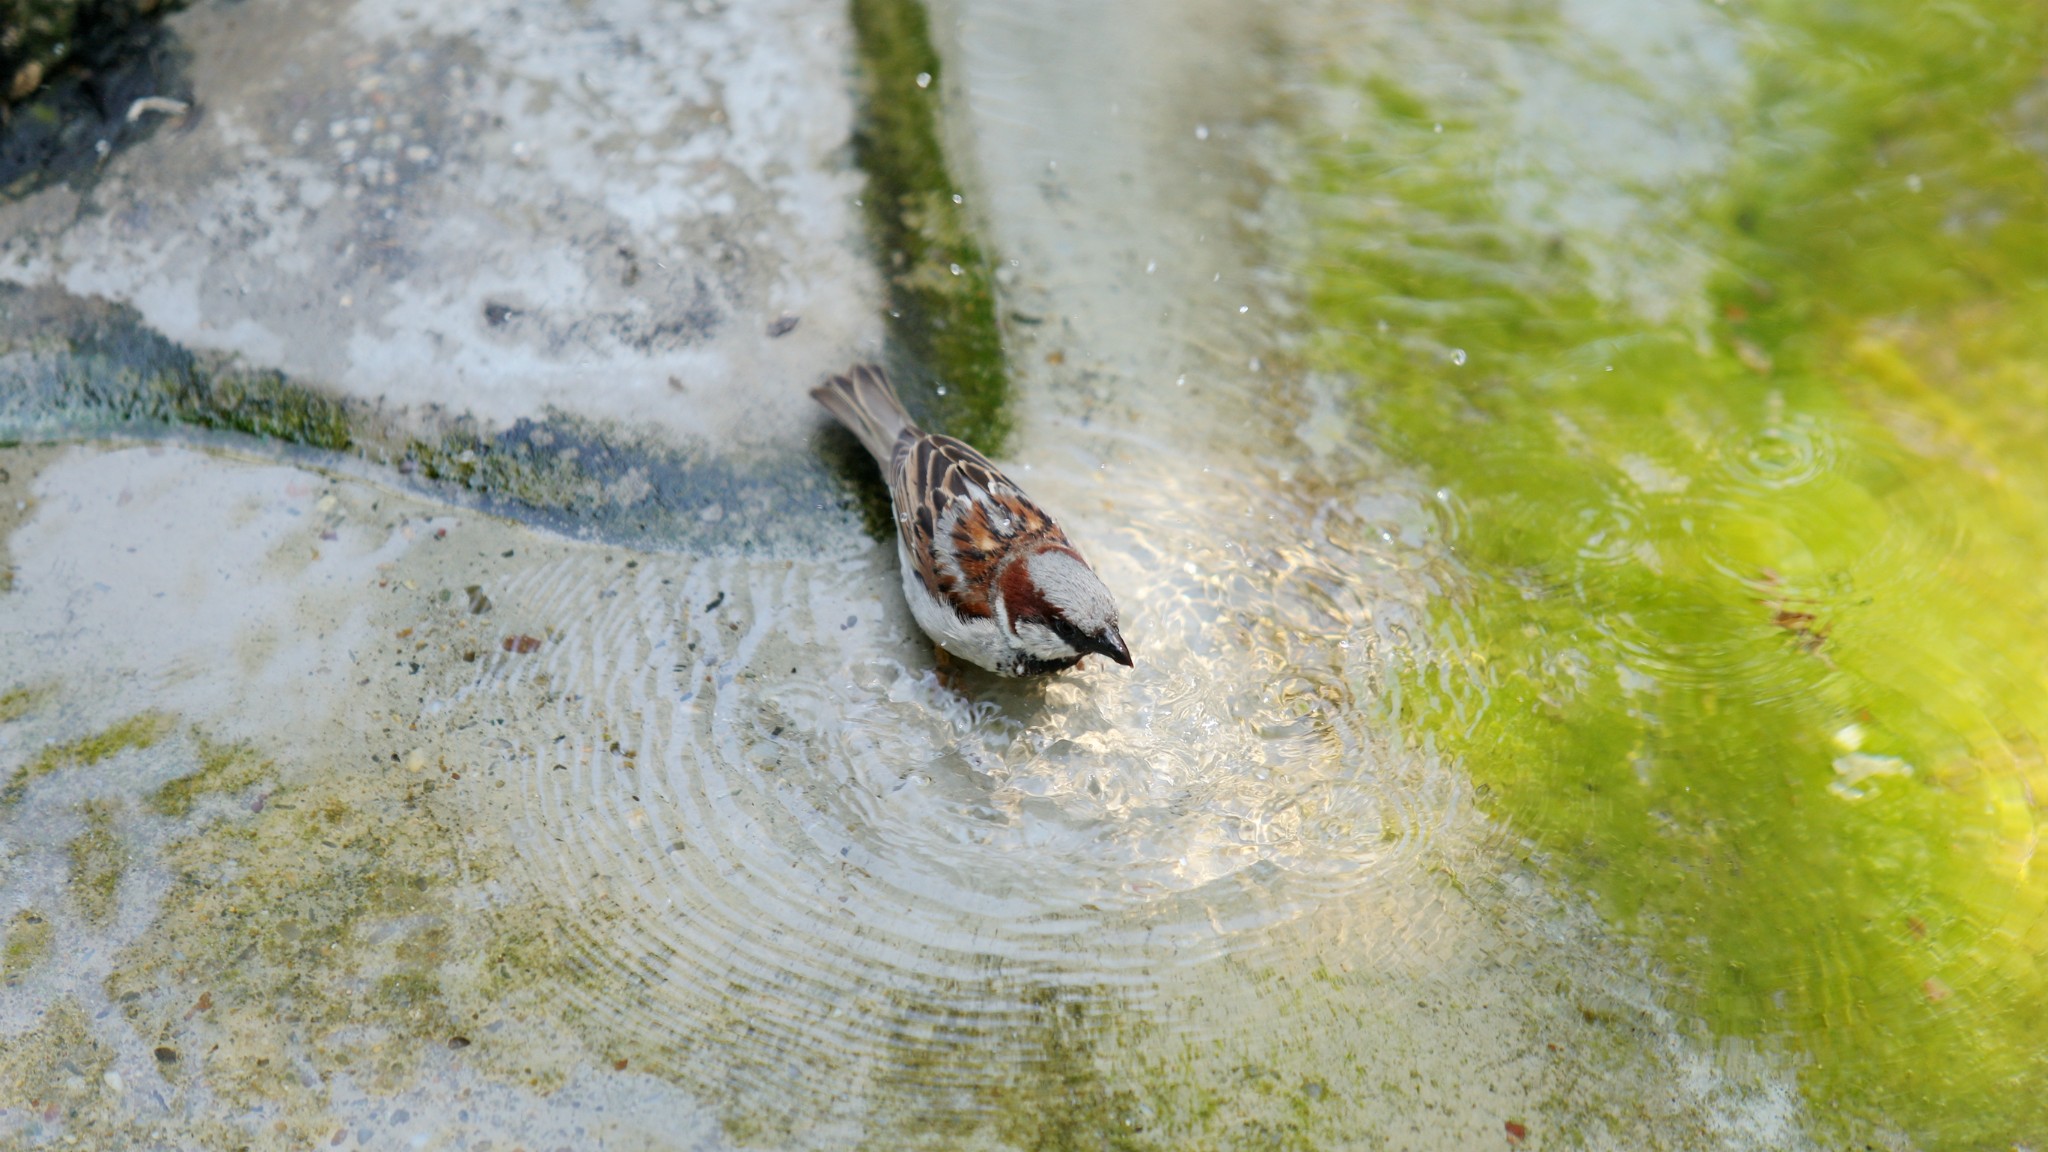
left=811, top=364, right=915, bottom=463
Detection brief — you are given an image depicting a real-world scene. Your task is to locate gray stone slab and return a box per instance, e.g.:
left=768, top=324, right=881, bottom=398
left=0, top=0, right=881, bottom=452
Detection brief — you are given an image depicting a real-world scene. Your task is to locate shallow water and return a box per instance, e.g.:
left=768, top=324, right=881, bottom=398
left=1, top=0, right=2043, bottom=1147
left=1302, top=0, right=2048, bottom=1142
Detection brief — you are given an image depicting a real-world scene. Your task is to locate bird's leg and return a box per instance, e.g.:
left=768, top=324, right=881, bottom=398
left=932, top=645, right=964, bottom=693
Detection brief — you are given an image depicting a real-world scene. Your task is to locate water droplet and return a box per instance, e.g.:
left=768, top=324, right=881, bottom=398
left=1145, top=260, right=1156, bottom=273
left=1238, top=305, right=1249, bottom=314
left=1433, top=122, right=1443, bottom=133
left=1906, top=173, right=1923, bottom=193
left=951, top=193, right=963, bottom=205
left=1451, top=349, right=1467, bottom=366
left=935, top=386, right=947, bottom=396
left=949, top=263, right=962, bottom=276
left=915, top=72, right=931, bottom=89
left=1195, top=123, right=1210, bottom=140
left=1175, top=375, right=1186, bottom=387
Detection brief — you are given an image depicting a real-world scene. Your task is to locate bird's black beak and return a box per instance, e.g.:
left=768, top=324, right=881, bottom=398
left=1092, top=627, right=1133, bottom=667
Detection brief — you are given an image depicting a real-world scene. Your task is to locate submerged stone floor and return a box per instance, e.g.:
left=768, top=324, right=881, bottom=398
left=0, top=0, right=1893, bottom=1148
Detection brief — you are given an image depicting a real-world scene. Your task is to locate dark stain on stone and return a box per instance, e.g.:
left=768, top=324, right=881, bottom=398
left=1, top=5, right=193, bottom=201
left=0, top=282, right=873, bottom=554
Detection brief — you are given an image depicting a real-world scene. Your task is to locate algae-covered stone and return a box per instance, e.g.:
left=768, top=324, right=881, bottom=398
left=0, top=682, right=46, bottom=722
left=1, top=710, right=172, bottom=807
left=1303, top=0, right=2048, bottom=1142
left=149, top=732, right=269, bottom=818
left=103, top=735, right=613, bottom=1143
left=2, top=907, right=53, bottom=984
left=849, top=0, right=1012, bottom=454
left=66, top=799, right=124, bottom=926
left=0, top=999, right=114, bottom=1120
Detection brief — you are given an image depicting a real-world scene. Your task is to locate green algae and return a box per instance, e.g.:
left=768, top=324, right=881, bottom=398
left=406, top=425, right=605, bottom=514
left=1305, top=1, right=2048, bottom=1143
left=160, top=364, right=353, bottom=451
left=857, top=986, right=1160, bottom=1152
left=991, top=990, right=1154, bottom=1152
left=102, top=718, right=610, bottom=1143
left=67, top=800, right=124, bottom=927
left=3, top=908, right=53, bottom=984
left=0, top=284, right=854, bottom=553
left=2, top=710, right=173, bottom=807
left=848, top=0, right=1012, bottom=455
left=114, top=766, right=471, bottom=1133
left=0, top=283, right=351, bottom=450
left=0, top=682, right=46, bottom=723
left=149, top=730, right=271, bottom=818
left=0, top=999, right=118, bottom=1141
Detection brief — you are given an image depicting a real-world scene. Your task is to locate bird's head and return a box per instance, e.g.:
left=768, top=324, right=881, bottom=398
left=1000, top=547, right=1132, bottom=668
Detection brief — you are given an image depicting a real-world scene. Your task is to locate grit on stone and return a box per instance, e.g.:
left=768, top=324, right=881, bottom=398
left=0, top=0, right=882, bottom=448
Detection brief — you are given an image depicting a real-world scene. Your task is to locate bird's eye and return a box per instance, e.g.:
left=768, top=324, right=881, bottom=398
left=1045, top=616, right=1091, bottom=650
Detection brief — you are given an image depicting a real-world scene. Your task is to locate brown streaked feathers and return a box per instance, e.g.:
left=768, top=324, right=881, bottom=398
left=812, top=364, right=1129, bottom=675
left=813, top=368, right=1078, bottom=617
left=899, top=431, right=1077, bottom=619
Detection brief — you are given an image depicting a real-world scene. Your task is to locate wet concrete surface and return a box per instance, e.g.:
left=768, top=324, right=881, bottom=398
left=0, top=0, right=879, bottom=450
left=0, top=0, right=1887, bottom=1147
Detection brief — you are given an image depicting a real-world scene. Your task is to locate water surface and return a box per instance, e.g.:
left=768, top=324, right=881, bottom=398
left=5, top=0, right=2043, bottom=1148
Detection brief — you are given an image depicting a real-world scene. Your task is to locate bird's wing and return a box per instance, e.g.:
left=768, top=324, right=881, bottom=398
left=889, top=432, right=1071, bottom=619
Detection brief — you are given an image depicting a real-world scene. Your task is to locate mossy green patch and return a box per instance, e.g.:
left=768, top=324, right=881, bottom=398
left=106, top=735, right=595, bottom=1140
left=1, top=285, right=849, bottom=554
left=67, top=800, right=125, bottom=927
left=991, top=990, right=1154, bottom=1152
left=848, top=0, right=1011, bottom=456
left=159, top=365, right=353, bottom=451
left=857, top=986, right=1159, bottom=1152
left=0, top=999, right=117, bottom=1138
left=149, top=731, right=271, bottom=818
left=2, top=711, right=173, bottom=807
left=110, top=809, right=448, bottom=1122
left=2, top=284, right=351, bottom=450
left=406, top=426, right=604, bottom=513
left=3, top=908, right=53, bottom=984
left=0, top=682, right=48, bottom=723
left=1305, top=0, right=2048, bottom=1143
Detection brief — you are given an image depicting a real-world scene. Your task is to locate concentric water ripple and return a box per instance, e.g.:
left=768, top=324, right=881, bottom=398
left=444, top=448, right=1458, bottom=1114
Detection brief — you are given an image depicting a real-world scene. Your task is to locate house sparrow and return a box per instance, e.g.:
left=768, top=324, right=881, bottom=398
left=812, top=364, right=1132, bottom=676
